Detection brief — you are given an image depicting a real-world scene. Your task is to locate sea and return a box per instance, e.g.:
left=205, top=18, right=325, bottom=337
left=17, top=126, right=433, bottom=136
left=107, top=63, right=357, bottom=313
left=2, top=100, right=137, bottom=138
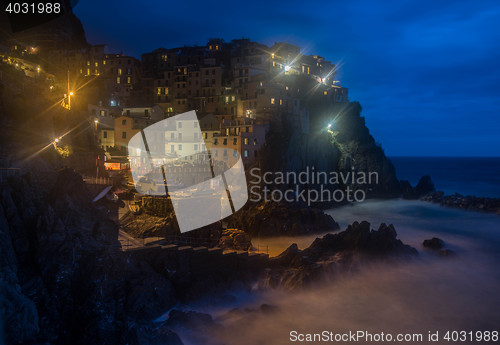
left=390, top=156, right=500, bottom=198
left=167, top=157, right=500, bottom=345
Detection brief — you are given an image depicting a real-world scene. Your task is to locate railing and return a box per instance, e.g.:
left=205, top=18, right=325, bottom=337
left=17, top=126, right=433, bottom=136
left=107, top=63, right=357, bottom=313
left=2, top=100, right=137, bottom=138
left=82, top=176, right=113, bottom=185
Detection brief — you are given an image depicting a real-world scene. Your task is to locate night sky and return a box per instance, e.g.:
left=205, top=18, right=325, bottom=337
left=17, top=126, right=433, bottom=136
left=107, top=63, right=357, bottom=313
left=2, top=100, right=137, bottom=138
left=74, top=0, right=500, bottom=157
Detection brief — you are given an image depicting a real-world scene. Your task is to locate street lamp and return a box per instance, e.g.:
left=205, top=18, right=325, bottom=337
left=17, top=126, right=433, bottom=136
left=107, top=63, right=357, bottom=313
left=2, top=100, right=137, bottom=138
left=67, top=91, right=74, bottom=109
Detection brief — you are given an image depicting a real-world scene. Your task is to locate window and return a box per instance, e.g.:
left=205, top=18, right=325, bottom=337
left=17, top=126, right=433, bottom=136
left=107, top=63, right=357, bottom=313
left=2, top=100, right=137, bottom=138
left=194, top=133, right=198, bottom=140
left=194, top=122, right=198, bottom=128
left=118, top=68, right=122, bottom=75
left=170, top=133, right=175, bottom=140
left=244, top=138, right=248, bottom=145
left=233, top=150, right=238, bottom=157
left=103, top=131, right=107, bottom=138
left=244, top=150, right=248, bottom=157
left=117, top=77, right=121, bottom=84
left=100, top=110, right=105, bottom=116
left=127, top=77, right=131, bottom=84
left=270, top=98, right=275, bottom=105
left=122, top=119, right=126, bottom=125
left=224, top=149, right=227, bottom=156
left=170, top=145, right=175, bottom=153
left=214, top=138, right=218, bottom=145
left=178, top=122, right=182, bottom=128
left=194, top=144, right=198, bottom=151
left=127, top=68, right=131, bottom=75
left=254, top=138, right=257, bottom=146
left=178, top=133, right=182, bottom=140
left=122, top=132, right=126, bottom=139
left=246, top=127, right=250, bottom=132
left=177, top=144, right=182, bottom=150
left=233, top=138, right=237, bottom=145
left=223, top=138, right=227, bottom=145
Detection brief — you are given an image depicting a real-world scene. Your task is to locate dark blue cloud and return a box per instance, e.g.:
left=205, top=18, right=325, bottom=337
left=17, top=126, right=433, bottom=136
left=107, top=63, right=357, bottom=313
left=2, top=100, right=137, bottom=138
left=74, top=0, right=500, bottom=156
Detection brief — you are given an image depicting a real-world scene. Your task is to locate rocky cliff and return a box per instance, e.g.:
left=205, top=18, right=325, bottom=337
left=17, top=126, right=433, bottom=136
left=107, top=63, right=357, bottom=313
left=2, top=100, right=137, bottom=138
left=262, top=221, right=418, bottom=289
left=0, top=168, right=179, bottom=345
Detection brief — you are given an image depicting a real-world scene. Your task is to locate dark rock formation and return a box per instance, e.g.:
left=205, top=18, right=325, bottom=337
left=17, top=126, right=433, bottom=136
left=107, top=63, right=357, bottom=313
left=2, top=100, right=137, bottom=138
left=422, top=237, right=455, bottom=257
left=227, top=201, right=339, bottom=237
left=0, top=168, right=180, bottom=344
left=262, top=221, right=418, bottom=289
left=422, top=192, right=500, bottom=214
left=401, top=175, right=436, bottom=199
left=423, top=237, right=444, bottom=250
left=218, top=229, right=252, bottom=251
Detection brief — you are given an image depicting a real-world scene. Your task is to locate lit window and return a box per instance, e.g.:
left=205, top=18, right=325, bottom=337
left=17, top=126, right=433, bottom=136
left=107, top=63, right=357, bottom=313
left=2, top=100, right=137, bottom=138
left=279, top=99, right=283, bottom=105
left=127, top=77, right=131, bottom=84
left=118, top=68, right=122, bottom=75
left=272, top=61, right=276, bottom=67
left=157, top=88, right=161, bottom=95
left=116, top=77, right=121, bottom=84
left=95, top=62, right=98, bottom=67
left=285, top=86, right=289, bottom=90
left=270, top=98, right=275, bottom=105
left=103, top=60, right=106, bottom=65
left=324, top=90, right=327, bottom=95
left=271, top=53, right=275, bottom=59
left=244, top=138, right=248, bottom=145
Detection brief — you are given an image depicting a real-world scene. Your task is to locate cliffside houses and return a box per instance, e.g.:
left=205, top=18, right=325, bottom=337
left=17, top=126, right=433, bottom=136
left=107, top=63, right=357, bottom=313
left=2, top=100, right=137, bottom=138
left=77, top=38, right=350, bottom=169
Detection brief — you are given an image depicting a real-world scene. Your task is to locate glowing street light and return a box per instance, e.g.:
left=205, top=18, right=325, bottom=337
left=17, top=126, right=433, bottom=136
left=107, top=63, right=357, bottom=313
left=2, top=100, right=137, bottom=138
left=285, top=65, right=291, bottom=72
left=67, top=91, right=74, bottom=109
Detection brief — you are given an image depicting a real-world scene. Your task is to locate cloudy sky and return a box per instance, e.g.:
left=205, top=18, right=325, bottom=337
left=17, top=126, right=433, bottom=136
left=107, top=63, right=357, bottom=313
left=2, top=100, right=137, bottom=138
left=74, top=0, right=500, bottom=156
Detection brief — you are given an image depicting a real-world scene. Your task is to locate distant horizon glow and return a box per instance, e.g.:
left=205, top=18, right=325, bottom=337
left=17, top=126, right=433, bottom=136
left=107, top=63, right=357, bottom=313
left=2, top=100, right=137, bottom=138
left=73, top=0, right=500, bottom=157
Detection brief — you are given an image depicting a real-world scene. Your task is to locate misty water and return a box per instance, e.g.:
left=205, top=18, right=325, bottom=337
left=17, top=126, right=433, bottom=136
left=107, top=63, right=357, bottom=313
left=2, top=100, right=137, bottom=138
left=172, top=200, right=500, bottom=345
